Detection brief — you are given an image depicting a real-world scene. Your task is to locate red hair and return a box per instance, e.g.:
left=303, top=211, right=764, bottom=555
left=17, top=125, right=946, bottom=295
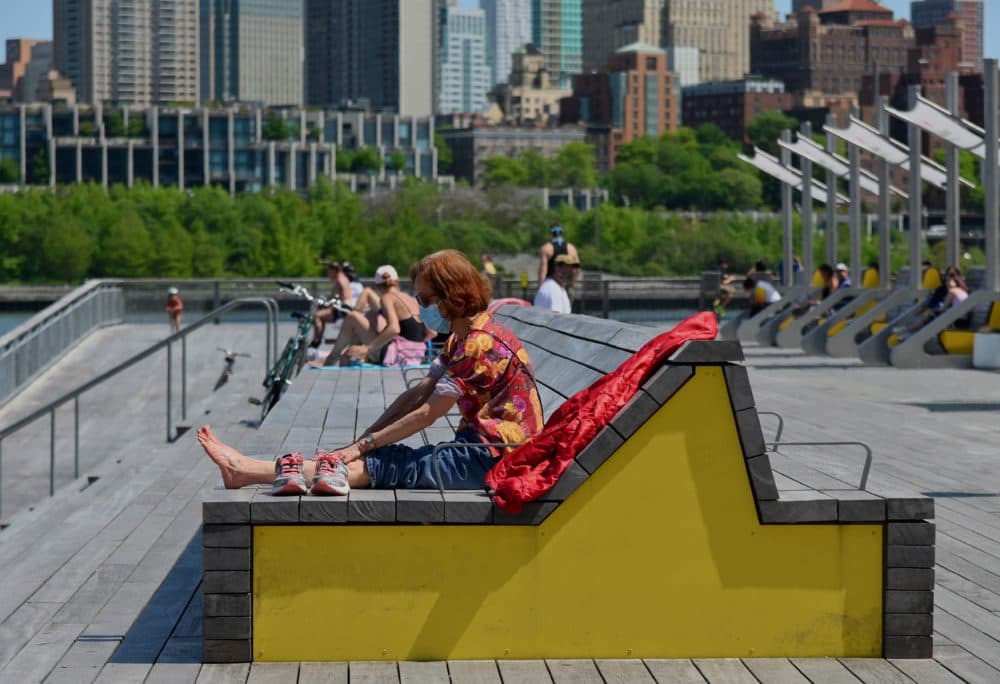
left=410, top=250, right=492, bottom=319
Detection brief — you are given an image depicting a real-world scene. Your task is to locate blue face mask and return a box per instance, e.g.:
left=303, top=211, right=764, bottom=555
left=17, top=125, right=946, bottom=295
left=419, top=303, right=451, bottom=334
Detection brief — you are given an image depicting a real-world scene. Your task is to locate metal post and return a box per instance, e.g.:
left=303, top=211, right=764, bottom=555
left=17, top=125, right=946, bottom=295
left=907, top=85, right=924, bottom=290
left=945, top=72, right=961, bottom=268
left=848, top=109, right=862, bottom=287
left=74, top=396, right=79, bottom=479
left=50, top=409, right=56, bottom=496
left=1, top=437, right=4, bottom=517
left=166, top=341, right=172, bottom=442
left=800, top=122, right=814, bottom=282
left=985, top=59, right=999, bottom=292
left=877, top=96, right=892, bottom=287
left=181, top=336, right=187, bottom=421
left=780, top=129, right=794, bottom=288
left=825, top=114, right=839, bottom=265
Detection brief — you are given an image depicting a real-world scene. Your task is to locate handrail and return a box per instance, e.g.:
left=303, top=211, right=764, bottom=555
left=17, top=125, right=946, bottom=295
left=0, top=297, right=278, bottom=518
left=758, top=410, right=872, bottom=489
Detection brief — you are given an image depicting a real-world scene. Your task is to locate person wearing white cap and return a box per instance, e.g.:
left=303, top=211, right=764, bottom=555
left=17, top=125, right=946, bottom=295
left=835, top=262, right=852, bottom=290
left=323, top=265, right=428, bottom=366
left=165, top=287, right=184, bottom=332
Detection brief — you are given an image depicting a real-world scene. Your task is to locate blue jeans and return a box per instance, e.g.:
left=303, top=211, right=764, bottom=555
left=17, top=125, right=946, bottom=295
left=365, top=428, right=495, bottom=489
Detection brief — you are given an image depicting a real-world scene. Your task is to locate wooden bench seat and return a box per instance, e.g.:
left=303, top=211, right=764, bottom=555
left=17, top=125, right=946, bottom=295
left=201, top=305, right=935, bottom=664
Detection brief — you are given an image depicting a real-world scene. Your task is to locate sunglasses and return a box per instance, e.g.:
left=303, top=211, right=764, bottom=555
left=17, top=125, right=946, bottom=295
left=414, top=292, right=437, bottom=307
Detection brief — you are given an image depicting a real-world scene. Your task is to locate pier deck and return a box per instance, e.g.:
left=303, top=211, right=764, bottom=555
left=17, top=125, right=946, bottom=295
left=0, top=332, right=998, bottom=683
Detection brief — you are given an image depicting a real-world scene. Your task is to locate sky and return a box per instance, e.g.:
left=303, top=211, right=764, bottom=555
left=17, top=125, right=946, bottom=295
left=0, top=0, right=996, bottom=64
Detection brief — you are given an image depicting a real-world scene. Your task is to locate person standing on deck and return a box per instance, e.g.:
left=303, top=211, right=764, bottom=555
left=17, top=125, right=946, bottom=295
left=538, top=223, right=579, bottom=287
left=534, top=254, right=578, bottom=313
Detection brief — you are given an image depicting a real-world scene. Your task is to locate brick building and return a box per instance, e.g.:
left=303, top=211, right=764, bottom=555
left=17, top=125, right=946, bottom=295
left=682, top=77, right=795, bottom=144
left=562, top=43, right=678, bottom=170
left=911, top=0, right=983, bottom=71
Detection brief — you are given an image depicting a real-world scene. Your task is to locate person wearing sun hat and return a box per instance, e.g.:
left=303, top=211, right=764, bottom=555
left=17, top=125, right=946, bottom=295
left=835, top=262, right=852, bottom=289
left=533, top=253, right=578, bottom=313
left=538, top=222, right=580, bottom=286
left=322, top=264, right=428, bottom=366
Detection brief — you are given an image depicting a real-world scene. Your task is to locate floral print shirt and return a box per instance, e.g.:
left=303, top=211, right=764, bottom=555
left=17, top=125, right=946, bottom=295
left=438, top=311, right=544, bottom=456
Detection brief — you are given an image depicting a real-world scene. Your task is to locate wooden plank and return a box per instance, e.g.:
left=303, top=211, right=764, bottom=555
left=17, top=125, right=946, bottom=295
left=790, top=657, right=868, bottom=684
left=194, top=663, right=252, bottom=684
left=691, top=659, right=757, bottom=684
left=0, top=622, right=83, bottom=682
left=933, top=611, right=1000, bottom=671
left=644, top=659, right=707, bottom=683
left=93, top=662, right=155, bottom=683
left=348, top=660, right=400, bottom=684
left=888, top=658, right=965, bottom=684
left=595, top=659, right=655, bottom=683
left=446, top=660, right=501, bottom=684
left=933, top=644, right=1000, bottom=684
left=837, top=658, right=913, bottom=683
left=144, top=661, right=203, bottom=684
left=246, top=662, right=300, bottom=683
left=546, top=659, right=602, bottom=684
left=298, top=661, right=348, bottom=683
left=495, top=659, right=552, bottom=684
left=399, top=660, right=449, bottom=684
left=741, top=658, right=809, bottom=683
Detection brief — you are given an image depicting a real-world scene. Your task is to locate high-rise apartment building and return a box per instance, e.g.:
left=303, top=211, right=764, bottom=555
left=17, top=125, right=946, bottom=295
left=532, top=0, right=583, bottom=88
left=54, top=0, right=198, bottom=105
left=582, top=0, right=662, bottom=73
left=482, top=0, right=533, bottom=86
left=201, top=0, right=303, bottom=106
left=662, top=0, right=775, bottom=84
left=305, top=0, right=433, bottom=116
left=1, top=40, right=49, bottom=101
left=911, top=0, right=983, bottom=70
left=439, top=7, right=491, bottom=113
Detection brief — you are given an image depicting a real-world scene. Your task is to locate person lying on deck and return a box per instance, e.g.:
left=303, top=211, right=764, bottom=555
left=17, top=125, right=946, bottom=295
left=199, top=249, right=544, bottom=497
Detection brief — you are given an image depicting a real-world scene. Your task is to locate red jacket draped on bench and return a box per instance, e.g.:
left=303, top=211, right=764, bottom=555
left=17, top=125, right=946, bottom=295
left=486, top=312, right=718, bottom=513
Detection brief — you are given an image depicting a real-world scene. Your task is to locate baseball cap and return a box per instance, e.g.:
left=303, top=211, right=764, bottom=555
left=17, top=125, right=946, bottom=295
left=374, top=265, right=399, bottom=284
left=835, top=262, right=849, bottom=272
left=167, top=287, right=179, bottom=295
left=550, top=224, right=563, bottom=235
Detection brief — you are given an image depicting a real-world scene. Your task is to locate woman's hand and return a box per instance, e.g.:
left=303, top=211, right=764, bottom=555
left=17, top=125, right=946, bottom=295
left=323, top=442, right=363, bottom=464
left=344, top=344, right=372, bottom=362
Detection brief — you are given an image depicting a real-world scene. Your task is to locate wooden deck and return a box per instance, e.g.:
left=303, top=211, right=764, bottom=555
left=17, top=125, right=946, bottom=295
left=0, top=329, right=998, bottom=683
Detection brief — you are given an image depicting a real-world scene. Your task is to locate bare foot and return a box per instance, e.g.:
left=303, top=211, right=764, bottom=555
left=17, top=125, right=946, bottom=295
left=197, top=425, right=261, bottom=489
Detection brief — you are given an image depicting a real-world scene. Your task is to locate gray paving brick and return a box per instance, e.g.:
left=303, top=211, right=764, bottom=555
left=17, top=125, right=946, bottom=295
left=395, top=490, right=445, bottom=523
left=250, top=492, right=300, bottom=523
left=299, top=496, right=349, bottom=523
left=576, top=425, right=624, bottom=474
left=204, top=617, right=251, bottom=640
left=758, top=491, right=838, bottom=523
left=881, top=495, right=934, bottom=521
left=204, top=593, right=251, bottom=617
left=642, top=364, right=694, bottom=405
left=885, top=613, right=933, bottom=636
left=885, top=590, right=933, bottom=613
left=203, top=571, right=251, bottom=594
left=347, top=489, right=396, bottom=522
left=734, top=407, right=766, bottom=458
left=203, top=547, right=251, bottom=571
left=202, top=489, right=253, bottom=524
left=886, top=568, right=935, bottom=591
left=746, top=454, right=779, bottom=500
left=203, top=639, right=252, bottom=664
left=821, top=490, right=886, bottom=522
left=202, top=524, right=251, bottom=548
left=493, top=502, right=558, bottom=525
left=443, top=491, right=494, bottom=523
left=670, top=339, right=743, bottom=364
left=887, top=545, right=935, bottom=568
left=723, top=364, right=755, bottom=411
left=609, top=389, right=660, bottom=440
left=538, top=460, right=589, bottom=502
left=883, top=635, right=932, bottom=659
left=887, top=521, right=936, bottom=546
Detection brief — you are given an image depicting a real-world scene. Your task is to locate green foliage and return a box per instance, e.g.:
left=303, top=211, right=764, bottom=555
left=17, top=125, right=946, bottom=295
left=127, top=116, right=148, bottom=137
left=29, top=148, right=49, bottom=185
left=79, top=121, right=96, bottom=137
left=106, top=114, right=124, bottom=137
left=0, top=156, right=19, bottom=183
left=261, top=113, right=289, bottom=141
left=746, top=110, right=799, bottom=156
left=388, top=150, right=408, bottom=175
left=337, top=147, right=383, bottom=174
left=434, top=134, right=454, bottom=174
left=481, top=142, right=598, bottom=189
left=41, top=212, right=96, bottom=282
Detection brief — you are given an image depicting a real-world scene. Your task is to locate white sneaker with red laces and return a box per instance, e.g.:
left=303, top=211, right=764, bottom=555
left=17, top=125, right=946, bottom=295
left=271, top=452, right=308, bottom=496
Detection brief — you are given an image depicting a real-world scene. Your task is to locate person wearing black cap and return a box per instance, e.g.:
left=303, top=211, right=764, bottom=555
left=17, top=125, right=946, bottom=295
left=538, top=223, right=579, bottom=287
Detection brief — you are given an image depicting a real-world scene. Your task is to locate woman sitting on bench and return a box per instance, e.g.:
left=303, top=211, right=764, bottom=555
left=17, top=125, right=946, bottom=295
left=198, top=249, right=544, bottom=496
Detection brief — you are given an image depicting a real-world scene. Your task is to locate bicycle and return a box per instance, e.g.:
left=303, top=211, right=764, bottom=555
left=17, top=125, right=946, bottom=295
left=249, top=281, right=350, bottom=422
left=214, top=347, right=251, bottom=391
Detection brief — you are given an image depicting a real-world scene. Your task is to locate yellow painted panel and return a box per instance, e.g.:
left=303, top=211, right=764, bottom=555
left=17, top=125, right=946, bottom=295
left=988, top=302, right=1000, bottom=330
left=827, top=320, right=848, bottom=338
left=862, top=269, right=879, bottom=289
left=922, top=268, right=941, bottom=290
left=940, top=330, right=974, bottom=355
left=871, top=322, right=887, bottom=334
left=778, top=316, right=794, bottom=331
left=254, top=368, right=883, bottom=661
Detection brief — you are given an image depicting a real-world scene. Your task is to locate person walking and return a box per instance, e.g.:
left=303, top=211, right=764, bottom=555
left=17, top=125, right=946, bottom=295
left=533, top=254, right=579, bottom=313
left=165, top=287, right=184, bottom=332
left=538, top=223, right=579, bottom=287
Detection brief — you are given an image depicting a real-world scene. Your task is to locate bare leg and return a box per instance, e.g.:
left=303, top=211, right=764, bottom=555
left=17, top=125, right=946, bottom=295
left=326, top=310, right=374, bottom=363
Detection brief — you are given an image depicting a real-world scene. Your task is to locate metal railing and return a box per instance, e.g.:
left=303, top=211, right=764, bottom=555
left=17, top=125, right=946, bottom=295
left=0, top=297, right=278, bottom=518
left=758, top=411, right=873, bottom=490
left=0, top=280, right=125, bottom=406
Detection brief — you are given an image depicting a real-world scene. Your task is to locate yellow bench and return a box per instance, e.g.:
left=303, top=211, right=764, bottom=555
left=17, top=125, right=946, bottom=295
left=939, top=301, right=1000, bottom=355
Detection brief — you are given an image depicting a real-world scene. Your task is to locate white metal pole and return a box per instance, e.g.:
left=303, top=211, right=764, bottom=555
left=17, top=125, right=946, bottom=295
left=800, top=122, right=814, bottom=283
left=907, top=85, right=924, bottom=290
left=780, top=129, right=794, bottom=288
left=984, top=59, right=999, bottom=291
left=848, top=105, right=862, bottom=286
left=945, top=72, right=961, bottom=268
left=824, top=114, right=838, bottom=266
left=877, top=95, right=892, bottom=287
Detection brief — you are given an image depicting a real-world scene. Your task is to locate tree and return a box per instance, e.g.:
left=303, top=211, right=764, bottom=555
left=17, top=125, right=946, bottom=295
left=350, top=147, right=382, bottom=174
left=0, top=156, right=19, bottom=183
left=519, top=149, right=551, bottom=187
left=434, top=134, right=454, bottom=174
left=29, top=148, right=50, bottom=185
left=261, top=113, right=289, bottom=141
left=127, top=116, right=148, bottom=137
left=746, top=110, right=799, bottom=156
left=95, top=206, right=153, bottom=276
left=551, top=141, right=597, bottom=189
left=482, top=156, right=528, bottom=188
left=106, top=113, right=124, bottom=137
left=388, top=149, right=408, bottom=176
left=41, top=213, right=96, bottom=282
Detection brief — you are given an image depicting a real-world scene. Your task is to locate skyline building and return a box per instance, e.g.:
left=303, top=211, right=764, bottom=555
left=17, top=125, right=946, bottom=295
left=662, top=0, right=775, bottom=84
left=438, top=6, right=491, bottom=113
left=581, top=0, right=662, bottom=73
left=911, top=0, right=983, bottom=70
left=54, top=0, right=199, bottom=105
left=305, top=0, right=433, bottom=116
left=532, top=0, right=582, bottom=88
left=200, top=0, right=303, bottom=106
left=482, top=0, right=533, bottom=86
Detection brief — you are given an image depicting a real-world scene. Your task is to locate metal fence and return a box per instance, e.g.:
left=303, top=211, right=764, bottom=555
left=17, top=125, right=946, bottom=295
left=0, top=280, right=125, bottom=406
